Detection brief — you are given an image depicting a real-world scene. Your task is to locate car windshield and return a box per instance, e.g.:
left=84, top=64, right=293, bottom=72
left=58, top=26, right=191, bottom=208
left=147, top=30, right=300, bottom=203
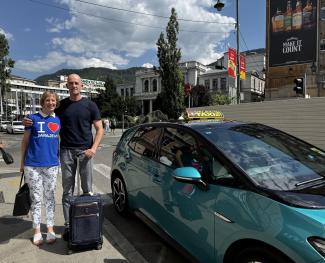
left=203, top=123, right=325, bottom=191
left=12, top=121, right=23, bottom=125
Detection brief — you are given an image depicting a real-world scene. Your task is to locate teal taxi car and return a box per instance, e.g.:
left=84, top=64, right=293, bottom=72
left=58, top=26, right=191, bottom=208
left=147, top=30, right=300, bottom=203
left=110, top=112, right=325, bottom=263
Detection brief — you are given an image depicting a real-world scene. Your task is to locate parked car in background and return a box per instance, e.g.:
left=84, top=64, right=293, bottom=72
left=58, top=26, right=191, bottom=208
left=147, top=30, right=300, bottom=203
left=110, top=110, right=325, bottom=263
left=6, top=121, right=24, bottom=134
left=0, top=121, right=10, bottom=132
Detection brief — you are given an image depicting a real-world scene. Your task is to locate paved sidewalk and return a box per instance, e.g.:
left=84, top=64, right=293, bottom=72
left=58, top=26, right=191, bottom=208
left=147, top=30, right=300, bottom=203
left=0, top=166, right=147, bottom=262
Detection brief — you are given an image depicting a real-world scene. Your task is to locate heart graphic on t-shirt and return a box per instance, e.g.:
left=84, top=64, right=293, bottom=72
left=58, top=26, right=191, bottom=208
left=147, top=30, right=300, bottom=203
left=48, top=122, right=59, bottom=133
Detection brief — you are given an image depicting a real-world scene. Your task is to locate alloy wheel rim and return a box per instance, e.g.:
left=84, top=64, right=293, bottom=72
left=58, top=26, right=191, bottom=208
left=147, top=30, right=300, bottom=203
left=112, top=178, right=126, bottom=212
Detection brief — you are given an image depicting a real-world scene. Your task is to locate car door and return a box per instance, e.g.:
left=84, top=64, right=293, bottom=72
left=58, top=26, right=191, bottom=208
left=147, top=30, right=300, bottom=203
left=126, top=125, right=163, bottom=221
left=153, top=127, right=216, bottom=262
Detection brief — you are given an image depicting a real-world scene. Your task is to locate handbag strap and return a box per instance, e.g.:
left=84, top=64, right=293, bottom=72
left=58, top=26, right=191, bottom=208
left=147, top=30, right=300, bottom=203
left=18, top=172, right=25, bottom=189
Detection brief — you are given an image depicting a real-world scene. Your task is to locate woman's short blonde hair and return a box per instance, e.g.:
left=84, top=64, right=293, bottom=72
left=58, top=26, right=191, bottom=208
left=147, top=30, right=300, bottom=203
left=40, top=91, right=60, bottom=108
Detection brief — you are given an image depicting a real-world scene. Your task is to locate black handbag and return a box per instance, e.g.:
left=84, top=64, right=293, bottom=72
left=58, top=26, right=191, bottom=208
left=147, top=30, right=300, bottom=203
left=0, top=148, right=14, bottom=165
left=12, top=172, right=31, bottom=216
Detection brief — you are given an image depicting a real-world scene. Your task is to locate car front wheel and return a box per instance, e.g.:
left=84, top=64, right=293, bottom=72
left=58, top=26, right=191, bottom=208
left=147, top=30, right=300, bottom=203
left=232, top=246, right=292, bottom=263
left=111, top=175, right=128, bottom=216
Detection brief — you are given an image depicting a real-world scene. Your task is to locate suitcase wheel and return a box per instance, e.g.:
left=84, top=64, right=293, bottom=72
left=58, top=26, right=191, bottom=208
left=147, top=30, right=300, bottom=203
left=96, top=243, right=102, bottom=250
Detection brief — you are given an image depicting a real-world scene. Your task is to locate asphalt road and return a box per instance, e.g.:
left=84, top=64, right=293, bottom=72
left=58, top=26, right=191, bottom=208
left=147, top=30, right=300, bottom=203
left=0, top=132, right=188, bottom=263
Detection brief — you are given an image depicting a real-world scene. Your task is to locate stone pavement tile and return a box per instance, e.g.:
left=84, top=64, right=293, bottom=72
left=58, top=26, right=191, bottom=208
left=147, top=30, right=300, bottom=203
left=0, top=167, right=148, bottom=263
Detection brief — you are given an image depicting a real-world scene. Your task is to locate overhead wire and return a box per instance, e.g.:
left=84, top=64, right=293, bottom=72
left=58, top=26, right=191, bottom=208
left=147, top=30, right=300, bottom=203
left=73, top=0, right=236, bottom=25
left=28, top=0, right=235, bottom=34
left=239, top=30, right=265, bottom=74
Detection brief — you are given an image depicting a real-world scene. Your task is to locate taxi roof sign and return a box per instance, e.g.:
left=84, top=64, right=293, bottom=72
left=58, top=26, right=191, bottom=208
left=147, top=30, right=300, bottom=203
left=185, top=109, right=224, bottom=120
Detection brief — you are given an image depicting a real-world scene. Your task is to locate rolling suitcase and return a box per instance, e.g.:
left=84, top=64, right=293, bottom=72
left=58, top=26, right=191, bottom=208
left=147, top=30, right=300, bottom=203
left=67, top=155, right=103, bottom=254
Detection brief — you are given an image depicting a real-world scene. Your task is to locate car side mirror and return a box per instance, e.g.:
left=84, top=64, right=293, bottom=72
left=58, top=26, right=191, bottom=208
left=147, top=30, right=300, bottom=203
left=173, top=167, right=208, bottom=191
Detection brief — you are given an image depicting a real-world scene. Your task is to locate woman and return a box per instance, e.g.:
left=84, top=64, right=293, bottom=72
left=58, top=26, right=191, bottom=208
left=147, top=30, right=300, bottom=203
left=20, top=91, right=60, bottom=246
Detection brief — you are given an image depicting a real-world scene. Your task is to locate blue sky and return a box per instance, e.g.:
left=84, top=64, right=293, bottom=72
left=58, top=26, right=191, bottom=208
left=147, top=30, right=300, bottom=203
left=0, top=0, right=265, bottom=80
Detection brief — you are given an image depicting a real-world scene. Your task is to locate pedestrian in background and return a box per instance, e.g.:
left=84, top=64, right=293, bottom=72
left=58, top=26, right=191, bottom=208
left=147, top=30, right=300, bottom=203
left=104, top=118, right=110, bottom=134
left=21, top=91, right=60, bottom=246
left=23, top=73, right=104, bottom=241
left=110, top=117, right=116, bottom=135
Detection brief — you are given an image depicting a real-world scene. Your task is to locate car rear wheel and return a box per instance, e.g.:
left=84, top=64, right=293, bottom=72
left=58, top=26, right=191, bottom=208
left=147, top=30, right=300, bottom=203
left=232, top=246, right=291, bottom=263
left=111, top=175, right=129, bottom=216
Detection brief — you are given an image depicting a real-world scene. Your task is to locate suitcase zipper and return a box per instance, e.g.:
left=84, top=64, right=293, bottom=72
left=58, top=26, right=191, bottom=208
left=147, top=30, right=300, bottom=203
left=75, top=202, right=98, bottom=207
left=74, top=213, right=99, bottom=218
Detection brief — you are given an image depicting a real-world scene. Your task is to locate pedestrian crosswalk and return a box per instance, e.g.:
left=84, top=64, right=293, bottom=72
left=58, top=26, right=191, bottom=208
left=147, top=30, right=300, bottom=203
left=94, top=163, right=111, bottom=179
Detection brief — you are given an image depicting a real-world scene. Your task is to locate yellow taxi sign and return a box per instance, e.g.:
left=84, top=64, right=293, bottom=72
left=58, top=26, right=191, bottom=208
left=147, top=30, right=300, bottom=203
left=185, top=109, right=224, bottom=120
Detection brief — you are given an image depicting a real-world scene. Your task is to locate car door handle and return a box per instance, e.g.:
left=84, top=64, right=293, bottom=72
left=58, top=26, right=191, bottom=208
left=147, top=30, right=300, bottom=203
left=124, top=153, right=131, bottom=160
left=152, top=174, right=161, bottom=184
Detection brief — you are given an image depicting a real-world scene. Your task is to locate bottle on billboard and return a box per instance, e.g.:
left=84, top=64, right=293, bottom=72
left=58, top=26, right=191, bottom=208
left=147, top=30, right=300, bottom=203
left=284, top=0, right=292, bottom=31
left=272, top=8, right=284, bottom=33
left=303, top=0, right=313, bottom=28
left=292, top=0, right=303, bottom=30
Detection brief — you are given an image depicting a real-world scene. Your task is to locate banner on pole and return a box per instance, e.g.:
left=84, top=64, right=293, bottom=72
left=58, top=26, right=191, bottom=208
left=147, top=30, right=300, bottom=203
left=228, top=48, right=236, bottom=78
left=240, top=54, right=246, bottom=80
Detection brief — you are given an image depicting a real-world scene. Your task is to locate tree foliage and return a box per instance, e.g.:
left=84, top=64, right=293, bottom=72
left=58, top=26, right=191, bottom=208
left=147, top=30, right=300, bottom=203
left=0, top=33, right=15, bottom=98
left=191, top=85, right=212, bottom=107
left=93, top=75, right=140, bottom=120
left=212, top=94, right=234, bottom=105
left=156, top=8, right=184, bottom=120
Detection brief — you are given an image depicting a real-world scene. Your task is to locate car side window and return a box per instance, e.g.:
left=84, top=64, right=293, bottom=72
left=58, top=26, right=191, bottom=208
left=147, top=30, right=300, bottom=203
left=196, top=143, right=234, bottom=182
left=128, top=126, right=162, bottom=158
left=159, top=127, right=199, bottom=168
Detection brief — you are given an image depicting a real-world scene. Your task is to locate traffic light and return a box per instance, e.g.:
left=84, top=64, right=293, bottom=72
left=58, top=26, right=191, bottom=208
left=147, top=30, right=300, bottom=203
left=293, top=78, right=304, bottom=95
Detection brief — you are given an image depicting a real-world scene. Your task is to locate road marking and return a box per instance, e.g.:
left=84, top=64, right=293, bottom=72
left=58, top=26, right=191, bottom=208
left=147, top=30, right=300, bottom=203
left=94, top=163, right=111, bottom=179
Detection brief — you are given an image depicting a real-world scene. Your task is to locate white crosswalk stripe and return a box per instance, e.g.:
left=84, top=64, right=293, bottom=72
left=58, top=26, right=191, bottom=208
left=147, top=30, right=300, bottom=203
left=94, top=163, right=111, bottom=179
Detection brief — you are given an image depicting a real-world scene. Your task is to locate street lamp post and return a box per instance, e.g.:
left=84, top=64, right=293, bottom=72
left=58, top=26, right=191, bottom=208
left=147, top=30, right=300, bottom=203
left=214, top=0, right=240, bottom=104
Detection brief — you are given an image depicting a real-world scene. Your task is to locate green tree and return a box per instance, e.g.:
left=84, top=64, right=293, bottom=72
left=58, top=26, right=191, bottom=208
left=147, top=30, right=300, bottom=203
left=212, top=94, right=234, bottom=105
left=191, top=85, right=212, bottom=107
left=93, top=75, right=119, bottom=117
left=93, top=75, right=141, bottom=120
left=156, top=8, right=184, bottom=120
left=0, top=33, right=15, bottom=99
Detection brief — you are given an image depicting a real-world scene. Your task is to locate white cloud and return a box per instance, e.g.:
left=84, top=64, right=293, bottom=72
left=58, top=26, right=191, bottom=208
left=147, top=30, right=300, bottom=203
left=17, top=0, right=235, bottom=74
left=24, top=28, right=31, bottom=32
left=142, top=63, right=153, bottom=68
left=0, top=28, right=13, bottom=40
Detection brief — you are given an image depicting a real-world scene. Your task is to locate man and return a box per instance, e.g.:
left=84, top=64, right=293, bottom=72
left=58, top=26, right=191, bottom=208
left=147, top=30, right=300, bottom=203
left=23, top=74, right=104, bottom=240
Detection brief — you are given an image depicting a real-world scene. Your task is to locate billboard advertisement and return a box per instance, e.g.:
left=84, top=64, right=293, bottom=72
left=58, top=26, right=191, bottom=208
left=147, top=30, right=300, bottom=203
left=269, top=0, right=317, bottom=67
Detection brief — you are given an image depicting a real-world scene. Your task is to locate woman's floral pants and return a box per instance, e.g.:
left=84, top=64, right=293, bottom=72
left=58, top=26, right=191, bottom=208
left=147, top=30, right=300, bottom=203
left=24, top=166, right=59, bottom=229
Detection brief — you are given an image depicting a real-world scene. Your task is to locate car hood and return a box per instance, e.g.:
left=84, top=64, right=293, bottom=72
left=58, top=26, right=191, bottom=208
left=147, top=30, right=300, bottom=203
left=272, top=185, right=325, bottom=209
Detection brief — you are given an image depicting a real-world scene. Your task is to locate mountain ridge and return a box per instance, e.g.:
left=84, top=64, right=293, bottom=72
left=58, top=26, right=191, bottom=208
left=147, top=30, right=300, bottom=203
left=34, top=67, right=145, bottom=85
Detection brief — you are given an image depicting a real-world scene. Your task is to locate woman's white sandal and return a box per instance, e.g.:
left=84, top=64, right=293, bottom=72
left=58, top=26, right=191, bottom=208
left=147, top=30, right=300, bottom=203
left=33, top=233, right=43, bottom=246
left=46, top=232, right=56, bottom=244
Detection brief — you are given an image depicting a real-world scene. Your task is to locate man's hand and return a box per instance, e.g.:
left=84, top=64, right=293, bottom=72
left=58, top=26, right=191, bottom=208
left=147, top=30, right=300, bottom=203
left=84, top=148, right=96, bottom=158
left=22, top=117, right=33, bottom=127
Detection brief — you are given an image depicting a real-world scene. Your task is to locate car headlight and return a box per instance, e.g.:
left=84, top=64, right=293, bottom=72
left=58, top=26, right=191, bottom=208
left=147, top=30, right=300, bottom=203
left=308, top=237, right=325, bottom=257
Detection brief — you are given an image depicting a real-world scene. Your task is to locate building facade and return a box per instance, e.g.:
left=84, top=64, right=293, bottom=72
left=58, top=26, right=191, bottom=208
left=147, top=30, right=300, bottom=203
left=116, top=50, right=266, bottom=115
left=1, top=75, right=104, bottom=120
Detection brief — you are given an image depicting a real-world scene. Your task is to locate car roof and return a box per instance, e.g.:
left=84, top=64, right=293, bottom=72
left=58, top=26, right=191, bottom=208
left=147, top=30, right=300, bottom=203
left=135, top=120, right=246, bottom=133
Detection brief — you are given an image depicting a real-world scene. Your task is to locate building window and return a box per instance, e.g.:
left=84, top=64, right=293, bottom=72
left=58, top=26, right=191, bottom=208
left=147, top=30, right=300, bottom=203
left=144, top=80, right=149, bottom=92
left=320, top=39, right=325, bottom=51
left=204, top=80, right=210, bottom=89
left=130, top=88, right=134, bottom=96
left=126, top=88, right=129, bottom=97
left=121, top=88, right=124, bottom=96
left=220, top=78, right=227, bottom=91
left=152, top=79, right=157, bottom=92
left=212, top=79, right=218, bottom=91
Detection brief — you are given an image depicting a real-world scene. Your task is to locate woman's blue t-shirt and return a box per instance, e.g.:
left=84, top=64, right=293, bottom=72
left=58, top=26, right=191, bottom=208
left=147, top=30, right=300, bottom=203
left=24, top=112, right=61, bottom=167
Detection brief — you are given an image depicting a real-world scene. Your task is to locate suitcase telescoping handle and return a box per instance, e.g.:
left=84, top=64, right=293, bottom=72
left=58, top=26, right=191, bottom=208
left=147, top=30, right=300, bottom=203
left=76, top=152, right=83, bottom=196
